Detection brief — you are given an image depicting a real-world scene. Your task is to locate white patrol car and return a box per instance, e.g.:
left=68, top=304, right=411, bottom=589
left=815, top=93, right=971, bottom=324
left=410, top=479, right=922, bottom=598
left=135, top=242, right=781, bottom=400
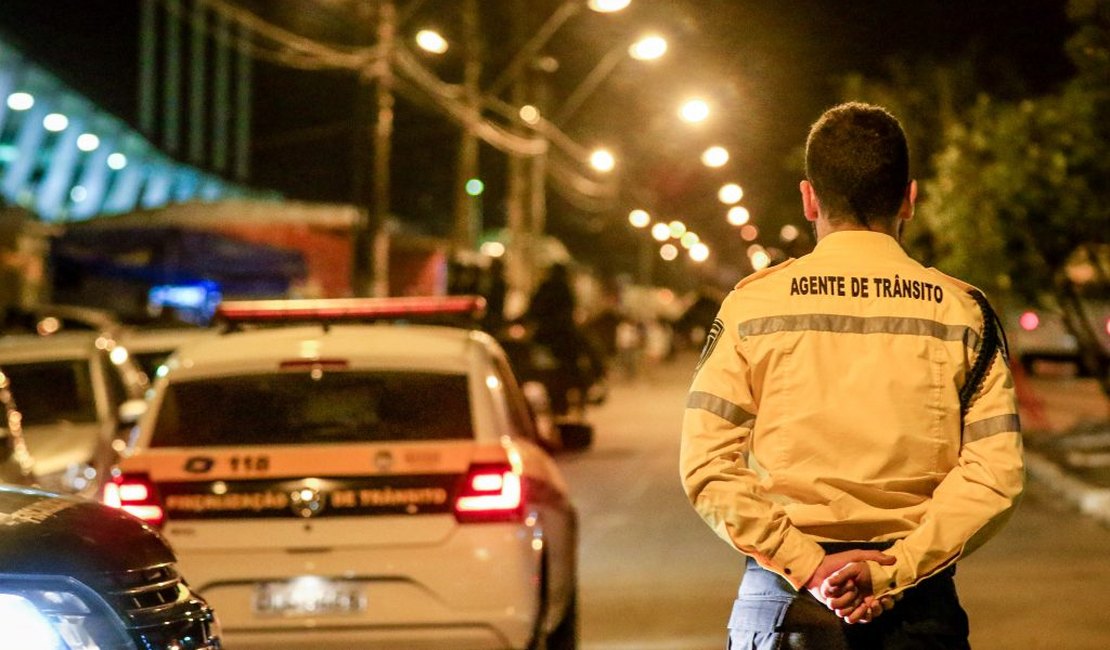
left=104, top=297, right=583, bottom=650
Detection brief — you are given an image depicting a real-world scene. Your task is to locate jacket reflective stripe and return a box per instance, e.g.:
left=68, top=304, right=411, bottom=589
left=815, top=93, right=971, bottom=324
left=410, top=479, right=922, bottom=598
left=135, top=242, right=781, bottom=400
left=687, top=391, right=755, bottom=427
left=964, top=413, right=1021, bottom=443
left=737, top=314, right=980, bottom=350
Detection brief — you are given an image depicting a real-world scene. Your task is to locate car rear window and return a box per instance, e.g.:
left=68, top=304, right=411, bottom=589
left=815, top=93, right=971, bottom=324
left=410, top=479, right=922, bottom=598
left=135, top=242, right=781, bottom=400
left=150, top=370, right=473, bottom=447
left=3, top=360, right=98, bottom=426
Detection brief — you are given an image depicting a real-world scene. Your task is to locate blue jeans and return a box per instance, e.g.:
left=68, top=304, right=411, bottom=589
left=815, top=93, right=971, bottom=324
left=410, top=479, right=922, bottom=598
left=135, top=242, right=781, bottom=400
left=727, top=551, right=970, bottom=650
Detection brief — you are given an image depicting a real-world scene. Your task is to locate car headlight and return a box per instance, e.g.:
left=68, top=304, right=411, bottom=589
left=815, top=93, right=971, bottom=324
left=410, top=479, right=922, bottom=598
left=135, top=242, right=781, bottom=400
left=0, top=577, right=136, bottom=650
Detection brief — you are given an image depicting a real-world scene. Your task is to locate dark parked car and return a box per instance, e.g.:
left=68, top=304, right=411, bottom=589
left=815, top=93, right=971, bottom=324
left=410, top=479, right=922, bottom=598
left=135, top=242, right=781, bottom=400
left=0, top=366, right=219, bottom=647
left=0, top=483, right=222, bottom=649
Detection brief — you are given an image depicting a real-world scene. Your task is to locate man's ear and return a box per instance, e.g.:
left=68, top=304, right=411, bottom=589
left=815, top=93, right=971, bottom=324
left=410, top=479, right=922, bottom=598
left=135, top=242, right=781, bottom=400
left=900, top=180, right=917, bottom=222
left=800, top=180, right=820, bottom=222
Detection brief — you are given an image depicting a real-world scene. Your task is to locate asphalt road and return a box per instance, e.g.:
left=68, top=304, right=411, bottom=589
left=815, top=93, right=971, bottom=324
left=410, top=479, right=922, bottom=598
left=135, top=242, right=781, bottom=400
left=559, top=351, right=1110, bottom=650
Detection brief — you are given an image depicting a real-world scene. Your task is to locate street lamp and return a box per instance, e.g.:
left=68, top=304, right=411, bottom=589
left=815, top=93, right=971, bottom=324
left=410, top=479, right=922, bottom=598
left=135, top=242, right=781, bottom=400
left=588, top=0, right=631, bottom=11
left=628, top=209, right=650, bottom=228
left=589, top=148, right=616, bottom=172
left=628, top=34, right=667, bottom=61
left=727, top=205, right=750, bottom=226
left=678, top=98, right=710, bottom=123
left=554, top=33, right=667, bottom=125
left=414, top=29, right=448, bottom=54
left=487, top=0, right=632, bottom=97
left=701, top=145, right=729, bottom=168
left=718, top=182, right=743, bottom=204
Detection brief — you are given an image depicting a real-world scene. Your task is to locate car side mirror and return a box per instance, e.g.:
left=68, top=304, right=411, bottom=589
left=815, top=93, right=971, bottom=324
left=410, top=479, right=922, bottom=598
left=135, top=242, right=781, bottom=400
left=118, top=398, right=148, bottom=426
left=556, top=422, right=593, bottom=452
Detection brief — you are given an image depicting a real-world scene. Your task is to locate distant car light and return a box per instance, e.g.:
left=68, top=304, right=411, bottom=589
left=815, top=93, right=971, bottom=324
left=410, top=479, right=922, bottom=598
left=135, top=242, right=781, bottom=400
left=1019, top=311, right=1040, bottom=331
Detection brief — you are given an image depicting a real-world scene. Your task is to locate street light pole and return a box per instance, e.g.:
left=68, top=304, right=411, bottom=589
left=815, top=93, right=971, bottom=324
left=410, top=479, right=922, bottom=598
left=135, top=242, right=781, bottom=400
left=452, top=0, right=481, bottom=255
left=369, top=0, right=396, bottom=297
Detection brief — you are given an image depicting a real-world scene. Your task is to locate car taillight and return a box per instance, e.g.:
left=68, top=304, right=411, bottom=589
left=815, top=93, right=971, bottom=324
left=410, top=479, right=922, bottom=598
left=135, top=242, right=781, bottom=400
left=102, top=473, right=165, bottom=527
left=1019, top=311, right=1040, bottom=331
left=454, top=464, right=524, bottom=523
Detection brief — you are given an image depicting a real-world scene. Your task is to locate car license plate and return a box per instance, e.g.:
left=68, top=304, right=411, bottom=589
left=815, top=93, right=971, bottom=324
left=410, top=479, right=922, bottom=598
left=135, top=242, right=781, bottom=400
left=253, top=578, right=367, bottom=617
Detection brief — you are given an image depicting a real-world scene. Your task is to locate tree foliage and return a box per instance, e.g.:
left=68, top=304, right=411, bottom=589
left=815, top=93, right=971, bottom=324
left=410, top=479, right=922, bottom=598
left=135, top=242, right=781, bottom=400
left=836, top=1, right=1110, bottom=389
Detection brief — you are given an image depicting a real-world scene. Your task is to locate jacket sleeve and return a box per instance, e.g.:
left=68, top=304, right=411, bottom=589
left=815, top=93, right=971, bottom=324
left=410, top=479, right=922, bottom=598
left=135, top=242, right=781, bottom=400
left=679, top=295, right=825, bottom=590
left=867, top=320, right=1025, bottom=598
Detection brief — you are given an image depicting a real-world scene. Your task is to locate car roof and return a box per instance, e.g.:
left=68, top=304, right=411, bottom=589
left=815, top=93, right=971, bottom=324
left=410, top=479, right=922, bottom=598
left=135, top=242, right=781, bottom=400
left=164, top=323, right=491, bottom=380
left=117, top=326, right=217, bottom=353
left=0, top=331, right=108, bottom=362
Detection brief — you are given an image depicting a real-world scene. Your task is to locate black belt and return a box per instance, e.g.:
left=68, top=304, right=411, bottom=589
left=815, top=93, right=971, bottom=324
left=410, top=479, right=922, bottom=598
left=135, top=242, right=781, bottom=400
left=818, top=540, right=894, bottom=553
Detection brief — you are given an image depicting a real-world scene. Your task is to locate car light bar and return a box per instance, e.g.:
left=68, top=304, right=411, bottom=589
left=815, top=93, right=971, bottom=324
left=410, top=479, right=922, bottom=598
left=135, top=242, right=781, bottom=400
left=215, top=295, right=487, bottom=325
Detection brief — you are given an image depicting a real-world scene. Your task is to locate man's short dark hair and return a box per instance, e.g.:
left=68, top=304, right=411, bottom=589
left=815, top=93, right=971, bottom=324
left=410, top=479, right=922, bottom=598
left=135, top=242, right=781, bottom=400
left=805, top=102, right=910, bottom=227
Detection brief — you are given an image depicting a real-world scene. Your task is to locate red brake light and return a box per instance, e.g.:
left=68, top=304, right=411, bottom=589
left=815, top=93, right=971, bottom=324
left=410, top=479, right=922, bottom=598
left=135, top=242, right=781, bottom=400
left=454, top=464, right=524, bottom=523
left=1019, top=311, right=1040, bottom=331
left=103, top=473, right=165, bottom=527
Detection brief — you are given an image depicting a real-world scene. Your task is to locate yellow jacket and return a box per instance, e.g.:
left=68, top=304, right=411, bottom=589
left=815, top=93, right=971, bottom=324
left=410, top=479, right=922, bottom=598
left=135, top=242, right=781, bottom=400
left=680, top=230, right=1024, bottom=597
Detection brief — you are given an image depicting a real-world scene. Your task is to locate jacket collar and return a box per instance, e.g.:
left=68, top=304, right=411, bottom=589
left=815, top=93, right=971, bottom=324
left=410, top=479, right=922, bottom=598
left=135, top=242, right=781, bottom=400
left=812, top=230, right=907, bottom=259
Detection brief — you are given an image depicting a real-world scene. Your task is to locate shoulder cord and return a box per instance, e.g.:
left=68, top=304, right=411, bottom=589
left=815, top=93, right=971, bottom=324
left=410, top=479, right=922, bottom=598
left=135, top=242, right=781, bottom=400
left=959, top=289, right=1009, bottom=417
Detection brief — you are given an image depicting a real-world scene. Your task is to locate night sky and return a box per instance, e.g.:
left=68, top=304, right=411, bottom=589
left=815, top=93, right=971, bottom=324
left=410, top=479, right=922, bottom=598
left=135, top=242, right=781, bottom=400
left=0, top=0, right=1076, bottom=281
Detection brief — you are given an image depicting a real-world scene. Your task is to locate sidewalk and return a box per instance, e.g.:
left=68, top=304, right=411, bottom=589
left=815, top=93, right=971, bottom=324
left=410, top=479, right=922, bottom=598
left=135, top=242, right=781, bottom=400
left=1013, top=360, right=1110, bottom=526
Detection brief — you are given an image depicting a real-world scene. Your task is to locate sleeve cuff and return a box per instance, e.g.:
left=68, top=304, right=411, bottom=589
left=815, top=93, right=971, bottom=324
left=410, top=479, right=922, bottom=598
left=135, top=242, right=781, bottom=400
left=765, top=527, right=825, bottom=591
left=868, top=560, right=899, bottom=598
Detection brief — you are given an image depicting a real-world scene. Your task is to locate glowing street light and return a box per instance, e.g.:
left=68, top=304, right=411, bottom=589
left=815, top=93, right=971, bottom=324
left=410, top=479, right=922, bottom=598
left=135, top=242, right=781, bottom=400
left=628, top=209, right=651, bottom=228
left=76, top=133, right=100, bottom=152
left=415, top=29, right=449, bottom=54
left=680, top=231, right=700, bottom=249
left=589, top=148, right=615, bottom=172
left=690, top=242, right=710, bottom=262
left=668, top=220, right=687, bottom=239
left=750, top=248, right=771, bottom=270
left=651, top=222, right=671, bottom=241
left=679, top=98, right=710, bottom=123
left=6, top=92, right=33, bottom=111
left=557, top=33, right=668, bottom=125
left=780, top=224, right=800, bottom=242
left=660, top=243, right=679, bottom=261
left=718, top=183, right=743, bottom=204
left=43, top=113, right=69, bottom=132
left=107, top=153, right=128, bottom=170
left=589, top=0, right=631, bottom=12
left=701, top=146, right=729, bottom=168
left=727, top=206, right=750, bottom=226
left=519, top=104, right=541, bottom=124
left=628, top=34, right=667, bottom=61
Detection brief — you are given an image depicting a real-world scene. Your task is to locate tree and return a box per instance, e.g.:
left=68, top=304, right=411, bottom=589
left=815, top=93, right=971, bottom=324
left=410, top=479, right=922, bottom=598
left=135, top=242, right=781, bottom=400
left=835, top=1, right=1110, bottom=391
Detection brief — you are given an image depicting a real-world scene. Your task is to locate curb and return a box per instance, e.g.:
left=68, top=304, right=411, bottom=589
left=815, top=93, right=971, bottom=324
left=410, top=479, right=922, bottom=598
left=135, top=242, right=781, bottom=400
left=1024, top=449, right=1110, bottom=527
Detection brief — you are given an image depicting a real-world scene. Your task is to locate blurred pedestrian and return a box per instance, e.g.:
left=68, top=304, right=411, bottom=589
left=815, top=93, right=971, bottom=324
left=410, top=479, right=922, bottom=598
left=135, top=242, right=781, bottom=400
left=524, top=263, right=584, bottom=415
left=480, top=257, right=508, bottom=331
left=680, top=102, right=1024, bottom=648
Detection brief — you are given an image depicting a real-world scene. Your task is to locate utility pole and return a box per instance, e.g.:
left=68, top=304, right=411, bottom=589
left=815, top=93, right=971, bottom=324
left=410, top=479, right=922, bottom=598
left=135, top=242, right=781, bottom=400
left=370, top=0, right=395, bottom=297
left=505, top=1, right=532, bottom=297
left=452, top=0, right=481, bottom=255
left=352, top=0, right=395, bottom=297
